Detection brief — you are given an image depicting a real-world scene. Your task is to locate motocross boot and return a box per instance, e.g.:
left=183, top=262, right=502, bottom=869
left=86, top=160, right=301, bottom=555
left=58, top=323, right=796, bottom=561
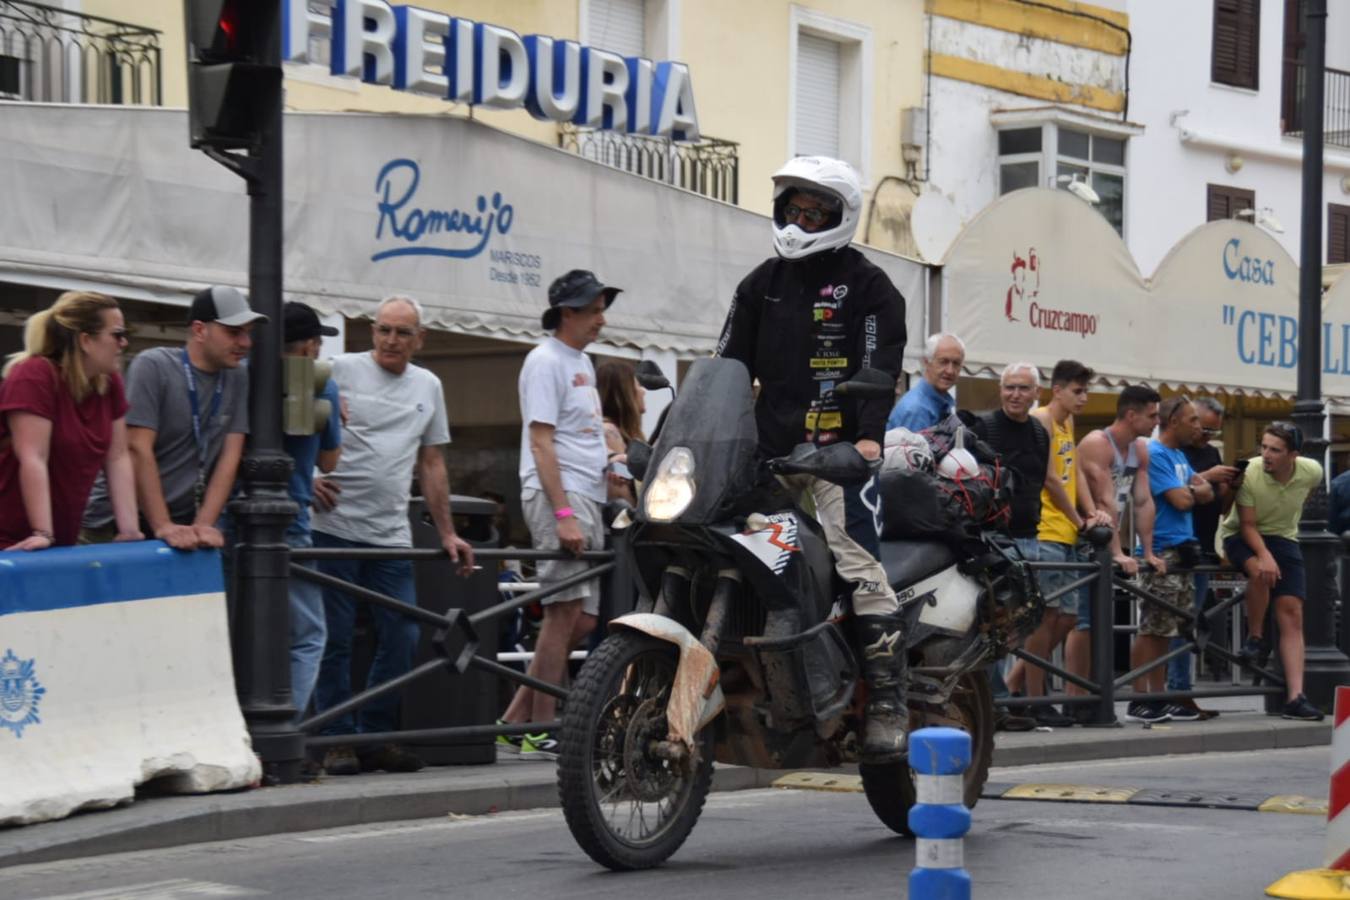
left=854, top=614, right=909, bottom=762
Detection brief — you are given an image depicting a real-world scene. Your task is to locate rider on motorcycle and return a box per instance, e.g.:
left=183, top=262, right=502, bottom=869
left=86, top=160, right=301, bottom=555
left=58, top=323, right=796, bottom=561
left=714, top=156, right=909, bottom=761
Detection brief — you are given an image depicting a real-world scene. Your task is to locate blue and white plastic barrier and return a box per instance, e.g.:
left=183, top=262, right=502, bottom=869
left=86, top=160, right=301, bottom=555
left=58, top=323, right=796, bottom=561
left=1, top=542, right=261, bottom=826
left=908, top=726, right=973, bottom=900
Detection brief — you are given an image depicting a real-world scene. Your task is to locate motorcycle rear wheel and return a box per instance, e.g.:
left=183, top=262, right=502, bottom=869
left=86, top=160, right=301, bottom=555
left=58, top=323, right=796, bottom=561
left=558, top=631, right=715, bottom=870
left=859, top=670, right=995, bottom=835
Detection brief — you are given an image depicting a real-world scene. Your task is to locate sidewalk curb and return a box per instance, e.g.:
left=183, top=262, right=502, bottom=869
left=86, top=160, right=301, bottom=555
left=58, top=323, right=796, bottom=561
left=0, top=716, right=1329, bottom=870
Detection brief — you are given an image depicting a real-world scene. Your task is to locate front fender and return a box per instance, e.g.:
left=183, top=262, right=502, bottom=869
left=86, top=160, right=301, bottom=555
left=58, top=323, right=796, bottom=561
left=608, top=613, right=725, bottom=748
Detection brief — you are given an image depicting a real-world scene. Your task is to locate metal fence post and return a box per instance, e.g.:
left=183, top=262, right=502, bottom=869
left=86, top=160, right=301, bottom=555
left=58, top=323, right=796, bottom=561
left=1089, top=527, right=1118, bottom=725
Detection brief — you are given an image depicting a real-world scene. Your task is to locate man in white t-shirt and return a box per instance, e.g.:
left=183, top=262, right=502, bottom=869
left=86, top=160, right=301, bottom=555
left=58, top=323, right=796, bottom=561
left=310, top=295, right=475, bottom=776
left=498, top=270, right=617, bottom=760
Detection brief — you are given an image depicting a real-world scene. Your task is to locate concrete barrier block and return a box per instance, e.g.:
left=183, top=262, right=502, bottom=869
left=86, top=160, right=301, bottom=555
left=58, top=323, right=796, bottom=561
left=0, top=543, right=262, bottom=826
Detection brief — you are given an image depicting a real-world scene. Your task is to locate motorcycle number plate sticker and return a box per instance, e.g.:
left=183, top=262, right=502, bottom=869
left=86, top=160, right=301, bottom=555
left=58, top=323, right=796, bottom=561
left=731, top=513, right=800, bottom=575
left=912, top=567, right=980, bottom=633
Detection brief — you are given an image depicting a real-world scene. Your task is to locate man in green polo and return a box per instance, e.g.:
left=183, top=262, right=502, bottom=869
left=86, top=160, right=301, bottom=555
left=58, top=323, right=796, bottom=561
left=1218, top=421, right=1324, bottom=721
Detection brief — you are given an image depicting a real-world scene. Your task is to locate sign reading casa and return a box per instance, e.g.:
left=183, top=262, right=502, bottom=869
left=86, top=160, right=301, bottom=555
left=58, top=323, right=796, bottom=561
left=283, top=0, right=701, bottom=141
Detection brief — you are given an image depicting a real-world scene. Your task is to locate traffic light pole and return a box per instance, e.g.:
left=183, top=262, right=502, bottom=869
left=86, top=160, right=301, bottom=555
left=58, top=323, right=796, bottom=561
left=1292, top=0, right=1350, bottom=714
left=225, top=15, right=302, bottom=784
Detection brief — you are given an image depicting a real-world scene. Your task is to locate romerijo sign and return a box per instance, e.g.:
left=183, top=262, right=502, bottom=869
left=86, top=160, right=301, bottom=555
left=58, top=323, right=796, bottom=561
left=283, top=0, right=701, bottom=140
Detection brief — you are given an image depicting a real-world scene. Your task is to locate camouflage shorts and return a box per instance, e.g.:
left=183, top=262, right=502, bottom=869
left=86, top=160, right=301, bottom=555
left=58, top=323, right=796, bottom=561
left=1137, top=547, right=1193, bottom=638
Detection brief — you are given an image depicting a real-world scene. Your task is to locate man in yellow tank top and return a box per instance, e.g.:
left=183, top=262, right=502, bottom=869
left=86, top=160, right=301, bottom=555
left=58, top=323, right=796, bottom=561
left=1006, top=360, right=1111, bottom=726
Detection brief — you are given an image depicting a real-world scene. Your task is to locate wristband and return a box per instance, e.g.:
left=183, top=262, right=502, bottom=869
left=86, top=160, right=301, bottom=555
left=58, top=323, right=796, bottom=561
left=31, top=529, right=53, bottom=541
left=554, top=506, right=575, bottom=521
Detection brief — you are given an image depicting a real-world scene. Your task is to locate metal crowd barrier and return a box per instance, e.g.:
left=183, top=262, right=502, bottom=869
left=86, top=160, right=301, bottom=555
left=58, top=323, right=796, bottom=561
left=998, top=531, right=1285, bottom=725
left=287, top=543, right=624, bottom=751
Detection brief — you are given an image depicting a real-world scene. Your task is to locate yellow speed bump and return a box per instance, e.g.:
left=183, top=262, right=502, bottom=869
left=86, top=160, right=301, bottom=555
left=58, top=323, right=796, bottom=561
left=1259, top=795, right=1331, bottom=816
left=1001, top=783, right=1138, bottom=803
left=1266, top=868, right=1350, bottom=899
left=772, top=772, right=863, bottom=793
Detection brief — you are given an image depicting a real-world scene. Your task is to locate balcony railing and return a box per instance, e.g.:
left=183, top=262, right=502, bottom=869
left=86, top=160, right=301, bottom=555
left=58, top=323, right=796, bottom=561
left=1282, top=59, right=1350, bottom=150
left=559, top=125, right=740, bottom=205
left=0, top=0, right=161, bottom=105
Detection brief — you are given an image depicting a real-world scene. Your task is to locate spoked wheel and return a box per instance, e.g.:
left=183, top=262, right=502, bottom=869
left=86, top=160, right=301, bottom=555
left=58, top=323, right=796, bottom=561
left=558, top=631, right=715, bottom=870
left=859, top=670, right=996, bottom=835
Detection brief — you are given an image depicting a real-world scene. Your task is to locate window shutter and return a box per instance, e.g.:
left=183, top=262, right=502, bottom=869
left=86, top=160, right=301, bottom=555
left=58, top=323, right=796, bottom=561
left=1212, top=0, right=1260, bottom=89
left=1207, top=183, right=1255, bottom=221
left=586, top=0, right=646, bottom=58
left=1331, top=204, right=1350, bottom=265
left=795, top=33, right=840, bottom=158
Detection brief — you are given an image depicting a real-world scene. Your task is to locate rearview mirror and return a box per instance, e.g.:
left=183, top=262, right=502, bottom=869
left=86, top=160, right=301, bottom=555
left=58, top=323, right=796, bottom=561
left=833, top=367, right=895, bottom=401
left=635, top=359, right=671, bottom=391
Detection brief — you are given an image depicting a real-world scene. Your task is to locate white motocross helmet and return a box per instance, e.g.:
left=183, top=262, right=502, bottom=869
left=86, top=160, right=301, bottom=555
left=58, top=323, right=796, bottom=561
left=770, top=156, right=863, bottom=260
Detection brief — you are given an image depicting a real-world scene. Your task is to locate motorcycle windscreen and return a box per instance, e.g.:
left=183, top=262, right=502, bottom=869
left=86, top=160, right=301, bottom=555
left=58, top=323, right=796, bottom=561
left=642, top=357, right=758, bottom=524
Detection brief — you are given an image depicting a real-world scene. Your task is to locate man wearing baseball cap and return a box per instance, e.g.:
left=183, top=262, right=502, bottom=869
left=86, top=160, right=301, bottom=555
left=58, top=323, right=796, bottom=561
left=83, top=285, right=263, bottom=550
left=280, top=302, right=342, bottom=743
left=497, top=269, right=618, bottom=759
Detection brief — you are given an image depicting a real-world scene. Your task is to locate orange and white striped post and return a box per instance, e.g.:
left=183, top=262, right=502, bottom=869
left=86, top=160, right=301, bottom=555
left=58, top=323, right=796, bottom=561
left=1266, top=686, right=1350, bottom=899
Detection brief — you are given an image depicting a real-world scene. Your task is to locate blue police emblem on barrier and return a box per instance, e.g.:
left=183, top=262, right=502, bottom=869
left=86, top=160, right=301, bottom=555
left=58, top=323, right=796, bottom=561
left=0, top=648, right=45, bottom=738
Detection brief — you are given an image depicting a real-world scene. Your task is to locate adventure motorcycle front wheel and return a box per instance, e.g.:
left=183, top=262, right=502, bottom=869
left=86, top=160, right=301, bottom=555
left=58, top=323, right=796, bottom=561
left=858, top=670, right=996, bottom=835
left=558, top=631, right=715, bottom=870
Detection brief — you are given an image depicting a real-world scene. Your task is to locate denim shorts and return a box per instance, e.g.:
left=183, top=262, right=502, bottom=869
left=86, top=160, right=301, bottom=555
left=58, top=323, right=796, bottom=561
left=1037, top=540, right=1088, bottom=618
left=1223, top=534, right=1307, bottom=601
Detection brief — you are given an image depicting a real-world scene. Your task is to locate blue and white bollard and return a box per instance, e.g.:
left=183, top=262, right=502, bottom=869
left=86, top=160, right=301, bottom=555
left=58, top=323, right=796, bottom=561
left=908, top=726, right=972, bottom=900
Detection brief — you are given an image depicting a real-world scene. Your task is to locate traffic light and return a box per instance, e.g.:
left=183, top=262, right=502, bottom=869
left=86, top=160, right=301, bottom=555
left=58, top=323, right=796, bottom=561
left=283, top=356, right=333, bottom=436
left=184, top=0, right=282, bottom=150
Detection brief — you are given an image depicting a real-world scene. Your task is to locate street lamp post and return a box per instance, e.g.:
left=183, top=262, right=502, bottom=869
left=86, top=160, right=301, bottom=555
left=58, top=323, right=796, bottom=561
left=1292, top=0, right=1350, bottom=713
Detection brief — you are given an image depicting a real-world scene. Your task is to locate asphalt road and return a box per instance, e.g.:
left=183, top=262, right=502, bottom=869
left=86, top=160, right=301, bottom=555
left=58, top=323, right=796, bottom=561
left=3, top=747, right=1328, bottom=900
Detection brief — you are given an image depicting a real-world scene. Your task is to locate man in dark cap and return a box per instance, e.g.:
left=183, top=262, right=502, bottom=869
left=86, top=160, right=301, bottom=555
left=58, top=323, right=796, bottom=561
left=83, top=285, right=264, bottom=549
left=280, top=302, right=342, bottom=740
left=497, top=269, right=618, bottom=760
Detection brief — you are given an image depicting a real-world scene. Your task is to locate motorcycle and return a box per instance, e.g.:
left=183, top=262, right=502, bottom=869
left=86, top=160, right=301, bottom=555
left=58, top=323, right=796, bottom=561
left=557, top=356, right=1044, bottom=871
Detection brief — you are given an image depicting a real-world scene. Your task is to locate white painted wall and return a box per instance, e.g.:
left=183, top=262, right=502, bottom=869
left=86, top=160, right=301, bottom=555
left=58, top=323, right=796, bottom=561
left=1125, top=0, right=1350, bottom=275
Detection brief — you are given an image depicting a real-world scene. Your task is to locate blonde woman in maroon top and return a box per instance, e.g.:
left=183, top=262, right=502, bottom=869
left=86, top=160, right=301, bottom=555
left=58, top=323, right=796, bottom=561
left=0, top=291, right=142, bottom=549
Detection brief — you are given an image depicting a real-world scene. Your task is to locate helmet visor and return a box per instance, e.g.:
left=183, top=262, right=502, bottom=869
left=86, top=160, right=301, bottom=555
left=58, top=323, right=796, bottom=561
left=773, top=188, right=843, bottom=232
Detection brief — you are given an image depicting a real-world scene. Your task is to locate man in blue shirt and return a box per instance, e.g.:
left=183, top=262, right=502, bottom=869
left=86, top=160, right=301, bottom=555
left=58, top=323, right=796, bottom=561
left=281, top=302, right=343, bottom=738
left=886, top=333, right=964, bottom=431
left=1127, top=396, right=1214, bottom=725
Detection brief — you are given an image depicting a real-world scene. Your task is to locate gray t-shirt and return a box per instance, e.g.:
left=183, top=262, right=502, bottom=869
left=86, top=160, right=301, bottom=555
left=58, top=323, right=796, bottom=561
left=83, top=346, right=249, bottom=527
left=518, top=337, right=607, bottom=504
left=310, top=352, right=450, bottom=548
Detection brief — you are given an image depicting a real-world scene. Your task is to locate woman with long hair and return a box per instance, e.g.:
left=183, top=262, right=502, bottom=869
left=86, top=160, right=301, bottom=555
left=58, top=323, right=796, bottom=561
left=595, top=360, right=646, bottom=504
left=0, top=291, right=142, bottom=550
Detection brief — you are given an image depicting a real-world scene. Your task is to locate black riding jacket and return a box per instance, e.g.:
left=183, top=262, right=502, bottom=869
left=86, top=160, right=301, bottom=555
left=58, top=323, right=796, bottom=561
left=715, top=246, right=907, bottom=459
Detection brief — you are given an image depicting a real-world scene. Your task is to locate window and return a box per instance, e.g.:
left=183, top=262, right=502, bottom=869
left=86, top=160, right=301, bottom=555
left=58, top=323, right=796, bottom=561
left=1207, top=183, right=1256, bottom=221
left=0, top=55, right=20, bottom=99
left=788, top=8, right=872, bottom=180
left=584, top=0, right=646, bottom=57
left=995, top=121, right=1129, bottom=236
left=1212, top=0, right=1261, bottom=89
left=796, top=34, right=841, bottom=157
left=1331, top=203, right=1350, bottom=265
left=582, top=0, right=679, bottom=60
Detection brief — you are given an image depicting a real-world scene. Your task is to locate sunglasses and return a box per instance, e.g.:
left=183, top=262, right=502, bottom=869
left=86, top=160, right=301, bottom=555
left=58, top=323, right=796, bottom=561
left=783, top=204, right=831, bottom=226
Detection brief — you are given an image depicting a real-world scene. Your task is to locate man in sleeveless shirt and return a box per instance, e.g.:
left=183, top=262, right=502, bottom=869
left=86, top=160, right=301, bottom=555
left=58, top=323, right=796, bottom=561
left=1005, top=360, right=1110, bottom=726
left=1075, top=385, right=1163, bottom=723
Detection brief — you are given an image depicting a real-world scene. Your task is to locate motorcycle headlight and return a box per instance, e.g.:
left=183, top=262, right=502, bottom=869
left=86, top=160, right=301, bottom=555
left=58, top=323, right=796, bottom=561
left=643, top=447, right=696, bottom=522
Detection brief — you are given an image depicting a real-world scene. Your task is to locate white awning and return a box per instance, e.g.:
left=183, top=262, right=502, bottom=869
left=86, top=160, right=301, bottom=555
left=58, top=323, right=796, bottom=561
left=0, top=102, right=926, bottom=360
left=940, top=187, right=1341, bottom=403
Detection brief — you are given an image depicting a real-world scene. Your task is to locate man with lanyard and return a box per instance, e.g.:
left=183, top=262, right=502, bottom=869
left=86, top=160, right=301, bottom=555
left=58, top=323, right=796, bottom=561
left=1219, top=421, right=1325, bottom=721
left=82, top=286, right=258, bottom=550
left=717, top=155, right=908, bottom=761
left=1075, top=384, right=1164, bottom=723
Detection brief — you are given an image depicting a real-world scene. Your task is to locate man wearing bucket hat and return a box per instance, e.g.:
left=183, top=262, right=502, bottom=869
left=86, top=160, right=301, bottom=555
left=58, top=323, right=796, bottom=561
left=497, top=269, right=618, bottom=759
left=83, top=285, right=263, bottom=550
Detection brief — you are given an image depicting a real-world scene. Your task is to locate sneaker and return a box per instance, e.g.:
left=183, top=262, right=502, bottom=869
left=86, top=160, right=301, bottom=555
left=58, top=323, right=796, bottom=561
left=995, top=707, right=1037, bottom=732
left=321, top=746, right=361, bottom=776
left=1161, top=702, right=1201, bottom=722
left=1171, top=697, right=1220, bottom=720
left=1030, top=704, right=1076, bottom=727
left=495, top=719, right=524, bottom=756
left=358, top=743, right=426, bottom=773
left=521, top=732, right=561, bottom=760
left=1124, top=701, right=1170, bottom=724
left=1282, top=694, right=1326, bottom=721
left=299, top=757, right=325, bottom=779
left=1064, top=704, right=1100, bottom=726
